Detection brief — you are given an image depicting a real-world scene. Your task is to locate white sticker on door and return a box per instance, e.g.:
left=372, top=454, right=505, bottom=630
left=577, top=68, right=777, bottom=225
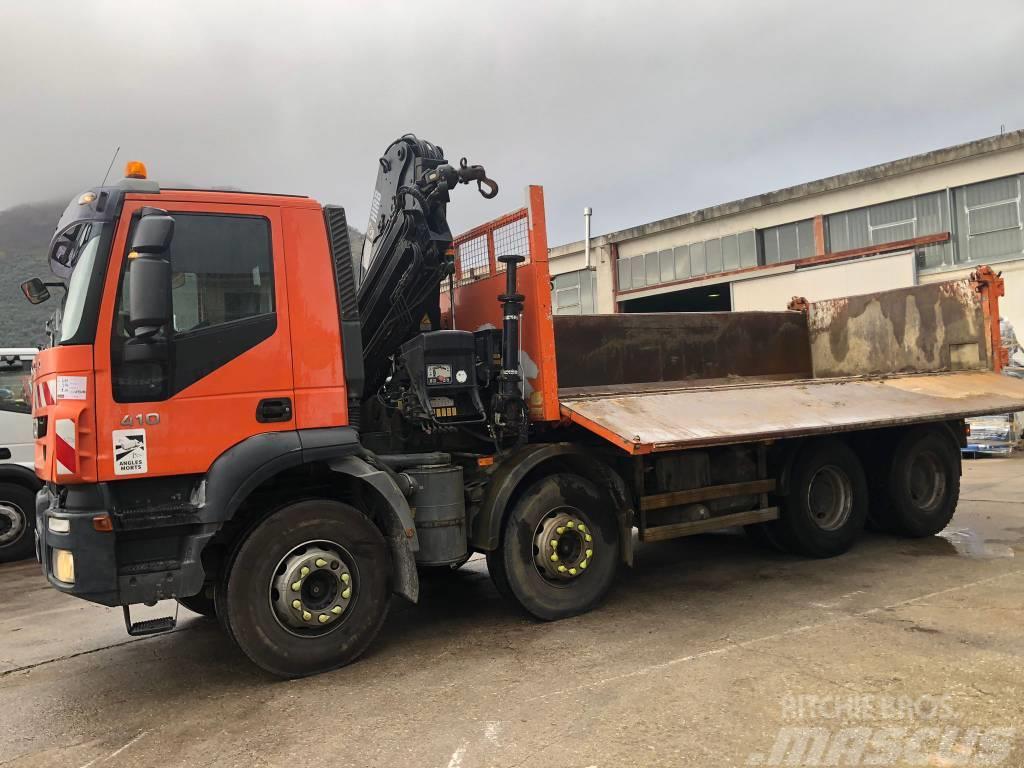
left=57, top=376, right=87, bottom=401
left=113, top=428, right=148, bottom=475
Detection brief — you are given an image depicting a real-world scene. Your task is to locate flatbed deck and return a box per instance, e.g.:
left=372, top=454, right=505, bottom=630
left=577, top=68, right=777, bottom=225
left=559, top=370, right=1024, bottom=454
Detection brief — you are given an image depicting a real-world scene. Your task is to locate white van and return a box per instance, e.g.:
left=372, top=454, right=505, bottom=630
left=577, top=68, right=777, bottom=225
left=0, top=348, right=40, bottom=562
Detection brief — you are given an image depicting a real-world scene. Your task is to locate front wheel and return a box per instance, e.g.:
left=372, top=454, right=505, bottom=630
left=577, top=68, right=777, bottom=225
left=488, top=473, right=618, bottom=621
left=220, top=499, right=391, bottom=678
left=0, top=483, right=37, bottom=564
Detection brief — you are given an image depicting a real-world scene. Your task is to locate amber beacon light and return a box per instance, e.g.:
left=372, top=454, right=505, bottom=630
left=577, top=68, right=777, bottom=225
left=124, top=160, right=148, bottom=179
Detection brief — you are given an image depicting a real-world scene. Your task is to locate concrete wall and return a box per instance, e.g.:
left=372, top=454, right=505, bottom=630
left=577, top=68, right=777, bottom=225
left=549, top=132, right=1024, bottom=314
left=731, top=251, right=916, bottom=311
left=919, top=258, right=1024, bottom=342
left=612, top=145, right=1024, bottom=263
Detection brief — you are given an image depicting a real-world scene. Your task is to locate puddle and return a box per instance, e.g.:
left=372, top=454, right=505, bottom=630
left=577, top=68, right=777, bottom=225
left=937, top=528, right=1015, bottom=559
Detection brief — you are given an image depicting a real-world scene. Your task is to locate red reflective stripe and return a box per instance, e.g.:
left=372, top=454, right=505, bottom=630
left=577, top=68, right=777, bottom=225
left=42, top=382, right=55, bottom=406
left=54, top=433, right=77, bottom=473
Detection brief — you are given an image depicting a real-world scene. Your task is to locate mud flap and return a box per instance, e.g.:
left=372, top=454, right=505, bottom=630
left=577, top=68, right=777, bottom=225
left=326, top=455, right=419, bottom=603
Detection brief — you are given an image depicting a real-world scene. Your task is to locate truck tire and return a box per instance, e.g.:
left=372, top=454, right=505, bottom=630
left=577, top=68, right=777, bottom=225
left=219, top=499, right=391, bottom=678
left=776, top=439, right=868, bottom=558
left=886, top=427, right=960, bottom=538
left=489, top=473, right=618, bottom=621
left=0, top=483, right=36, bottom=564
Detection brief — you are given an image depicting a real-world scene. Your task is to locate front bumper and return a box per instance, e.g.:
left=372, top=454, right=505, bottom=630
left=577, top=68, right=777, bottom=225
left=36, top=485, right=214, bottom=607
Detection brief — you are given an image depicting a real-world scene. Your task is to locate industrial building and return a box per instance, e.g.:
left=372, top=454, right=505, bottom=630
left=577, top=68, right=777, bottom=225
left=548, top=130, right=1024, bottom=333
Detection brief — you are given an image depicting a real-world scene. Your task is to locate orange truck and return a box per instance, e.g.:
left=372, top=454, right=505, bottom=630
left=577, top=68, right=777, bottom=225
left=22, top=136, right=1024, bottom=677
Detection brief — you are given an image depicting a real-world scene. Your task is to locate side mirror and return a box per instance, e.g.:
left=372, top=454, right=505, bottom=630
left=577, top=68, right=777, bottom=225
left=21, top=278, right=51, bottom=305
left=131, top=212, right=175, bottom=255
left=126, top=213, right=174, bottom=356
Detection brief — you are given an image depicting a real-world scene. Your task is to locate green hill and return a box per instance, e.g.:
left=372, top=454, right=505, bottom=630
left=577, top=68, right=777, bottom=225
left=0, top=200, right=64, bottom=347
left=0, top=199, right=365, bottom=349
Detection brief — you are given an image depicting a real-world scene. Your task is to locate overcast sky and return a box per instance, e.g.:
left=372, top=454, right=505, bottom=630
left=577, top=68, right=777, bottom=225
left=2, top=1, right=1023, bottom=245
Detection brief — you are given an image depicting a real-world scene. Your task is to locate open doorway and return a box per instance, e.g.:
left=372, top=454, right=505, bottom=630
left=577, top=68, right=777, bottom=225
left=620, top=281, right=731, bottom=312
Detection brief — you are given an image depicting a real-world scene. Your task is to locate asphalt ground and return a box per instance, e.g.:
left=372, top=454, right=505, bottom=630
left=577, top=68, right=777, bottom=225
left=1, top=456, right=1022, bottom=767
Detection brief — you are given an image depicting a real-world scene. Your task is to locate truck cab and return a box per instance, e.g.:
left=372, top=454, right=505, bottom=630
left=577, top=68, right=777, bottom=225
left=28, top=169, right=365, bottom=606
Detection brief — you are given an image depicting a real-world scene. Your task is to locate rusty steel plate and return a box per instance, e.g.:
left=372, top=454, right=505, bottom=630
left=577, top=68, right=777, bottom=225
left=559, top=371, right=1024, bottom=454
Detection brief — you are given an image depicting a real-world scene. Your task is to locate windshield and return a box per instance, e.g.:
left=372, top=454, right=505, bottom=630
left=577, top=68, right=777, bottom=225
left=58, top=222, right=107, bottom=343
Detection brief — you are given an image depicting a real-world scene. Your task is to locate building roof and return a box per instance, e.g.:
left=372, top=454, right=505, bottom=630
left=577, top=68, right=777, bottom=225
left=552, top=129, right=1024, bottom=255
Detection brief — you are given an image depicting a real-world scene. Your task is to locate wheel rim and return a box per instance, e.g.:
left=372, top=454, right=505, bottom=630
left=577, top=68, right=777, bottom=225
left=533, top=506, right=595, bottom=583
left=269, top=540, right=355, bottom=637
left=908, top=450, right=945, bottom=512
left=806, top=465, right=853, bottom=532
left=0, top=503, right=26, bottom=546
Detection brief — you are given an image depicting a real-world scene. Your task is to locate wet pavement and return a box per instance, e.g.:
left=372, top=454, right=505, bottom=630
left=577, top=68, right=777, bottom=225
left=1, top=457, right=1022, bottom=767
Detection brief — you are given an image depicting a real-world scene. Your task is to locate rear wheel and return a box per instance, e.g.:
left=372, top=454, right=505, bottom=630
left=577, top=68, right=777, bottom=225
left=0, top=483, right=36, bottom=564
left=886, top=427, right=960, bottom=538
left=220, top=499, right=390, bottom=678
left=776, top=439, right=868, bottom=558
left=489, top=473, right=618, bottom=620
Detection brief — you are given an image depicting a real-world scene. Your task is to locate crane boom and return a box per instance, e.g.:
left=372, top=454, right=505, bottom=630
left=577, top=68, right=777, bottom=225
left=357, top=134, right=497, bottom=397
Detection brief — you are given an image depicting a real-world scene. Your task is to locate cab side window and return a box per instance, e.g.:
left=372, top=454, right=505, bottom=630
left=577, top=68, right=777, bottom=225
left=112, top=213, right=276, bottom=402
left=168, top=215, right=274, bottom=333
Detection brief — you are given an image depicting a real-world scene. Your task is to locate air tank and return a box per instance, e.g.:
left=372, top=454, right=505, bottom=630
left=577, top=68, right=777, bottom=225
left=406, top=464, right=467, bottom=566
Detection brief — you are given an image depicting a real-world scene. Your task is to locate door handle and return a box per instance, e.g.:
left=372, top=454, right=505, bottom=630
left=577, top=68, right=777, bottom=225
left=256, top=398, right=292, bottom=423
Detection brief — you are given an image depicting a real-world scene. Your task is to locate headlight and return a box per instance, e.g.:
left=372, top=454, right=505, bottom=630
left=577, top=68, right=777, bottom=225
left=53, top=549, right=75, bottom=584
left=48, top=518, right=70, bottom=533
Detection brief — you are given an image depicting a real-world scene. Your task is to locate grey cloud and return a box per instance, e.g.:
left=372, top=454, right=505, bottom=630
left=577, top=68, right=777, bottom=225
left=1, top=0, right=1023, bottom=245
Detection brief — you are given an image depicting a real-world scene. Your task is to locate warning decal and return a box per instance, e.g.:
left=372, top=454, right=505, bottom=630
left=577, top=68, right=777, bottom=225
left=113, top=429, right=148, bottom=475
left=427, top=363, right=452, bottom=385
left=57, top=376, right=87, bottom=401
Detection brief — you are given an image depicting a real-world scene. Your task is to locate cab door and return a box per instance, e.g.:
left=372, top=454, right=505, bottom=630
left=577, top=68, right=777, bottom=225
left=93, top=200, right=294, bottom=481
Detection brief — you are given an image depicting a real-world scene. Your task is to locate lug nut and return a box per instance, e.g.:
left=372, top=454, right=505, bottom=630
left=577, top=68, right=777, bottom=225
left=342, top=588, right=351, bottom=599
left=318, top=614, right=329, bottom=624
left=315, top=558, right=327, bottom=567
left=300, top=566, right=310, bottom=577
left=331, top=606, right=343, bottom=615
left=291, top=580, right=302, bottom=591
left=292, top=600, right=301, bottom=609
left=550, top=553, right=558, bottom=562
left=341, top=573, right=350, bottom=583
left=302, top=610, right=312, bottom=621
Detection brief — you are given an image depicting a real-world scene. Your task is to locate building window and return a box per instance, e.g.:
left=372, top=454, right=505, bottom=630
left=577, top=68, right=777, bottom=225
left=614, top=228, right=758, bottom=293
left=953, top=175, right=1023, bottom=266
left=630, top=254, right=645, bottom=289
left=826, top=191, right=950, bottom=269
left=674, top=245, right=690, bottom=279
left=553, top=269, right=597, bottom=314
left=760, top=219, right=815, bottom=264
